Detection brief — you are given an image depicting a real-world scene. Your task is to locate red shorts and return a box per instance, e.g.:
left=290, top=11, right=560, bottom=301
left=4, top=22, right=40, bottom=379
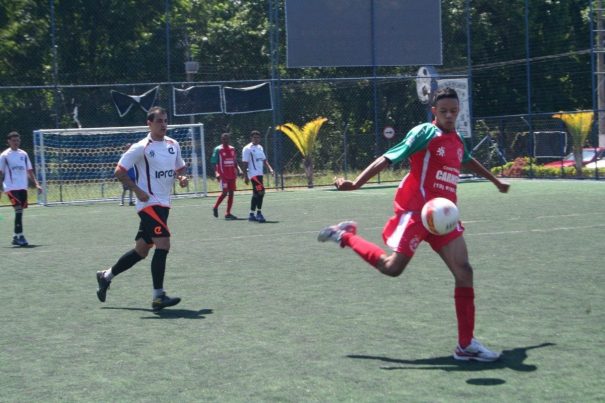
left=382, top=211, right=464, bottom=257
left=220, top=178, right=237, bottom=192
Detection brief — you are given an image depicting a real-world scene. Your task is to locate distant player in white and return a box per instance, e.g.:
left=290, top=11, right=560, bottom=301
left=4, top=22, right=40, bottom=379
left=242, top=130, right=273, bottom=223
left=96, top=107, right=189, bottom=311
left=0, top=131, right=42, bottom=246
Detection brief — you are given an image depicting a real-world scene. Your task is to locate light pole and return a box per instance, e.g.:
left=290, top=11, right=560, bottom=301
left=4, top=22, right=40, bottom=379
left=184, top=60, right=199, bottom=125
left=184, top=60, right=199, bottom=193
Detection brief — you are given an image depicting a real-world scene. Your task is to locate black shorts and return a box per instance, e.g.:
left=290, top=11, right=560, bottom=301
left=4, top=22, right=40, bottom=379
left=135, top=205, right=171, bottom=244
left=6, top=189, right=28, bottom=209
left=250, top=175, right=265, bottom=195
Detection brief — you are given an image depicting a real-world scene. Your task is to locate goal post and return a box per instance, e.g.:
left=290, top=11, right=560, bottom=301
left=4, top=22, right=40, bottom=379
left=33, top=124, right=207, bottom=205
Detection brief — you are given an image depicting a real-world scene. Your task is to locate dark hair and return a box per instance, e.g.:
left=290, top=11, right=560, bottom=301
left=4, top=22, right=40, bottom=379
left=432, top=87, right=459, bottom=106
left=7, top=131, right=20, bottom=140
left=221, top=132, right=230, bottom=139
left=147, top=106, right=167, bottom=122
left=250, top=130, right=261, bottom=137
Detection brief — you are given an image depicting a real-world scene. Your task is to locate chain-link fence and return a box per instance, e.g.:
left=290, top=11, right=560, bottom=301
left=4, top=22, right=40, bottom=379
left=0, top=1, right=601, bottom=206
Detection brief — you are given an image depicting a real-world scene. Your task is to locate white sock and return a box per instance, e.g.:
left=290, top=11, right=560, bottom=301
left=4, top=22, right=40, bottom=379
left=153, top=289, right=165, bottom=299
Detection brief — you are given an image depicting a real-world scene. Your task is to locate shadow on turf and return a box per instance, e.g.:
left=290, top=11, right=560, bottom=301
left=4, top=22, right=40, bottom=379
left=347, top=342, right=555, bottom=373
left=102, top=307, right=213, bottom=319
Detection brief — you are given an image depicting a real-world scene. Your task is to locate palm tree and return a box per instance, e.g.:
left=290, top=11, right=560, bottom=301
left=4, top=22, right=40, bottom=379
left=552, top=111, right=594, bottom=177
left=276, top=117, right=328, bottom=187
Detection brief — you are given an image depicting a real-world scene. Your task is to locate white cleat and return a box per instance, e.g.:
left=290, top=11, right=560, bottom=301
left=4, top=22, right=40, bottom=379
left=453, top=338, right=501, bottom=362
left=317, top=221, right=357, bottom=243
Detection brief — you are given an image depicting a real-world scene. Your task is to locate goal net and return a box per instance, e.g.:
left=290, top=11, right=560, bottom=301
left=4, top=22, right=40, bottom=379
left=533, top=131, right=568, bottom=158
left=33, top=124, right=207, bottom=205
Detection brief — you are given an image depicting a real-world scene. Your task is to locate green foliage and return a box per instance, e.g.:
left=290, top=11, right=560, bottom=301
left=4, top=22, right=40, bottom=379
left=491, top=160, right=605, bottom=178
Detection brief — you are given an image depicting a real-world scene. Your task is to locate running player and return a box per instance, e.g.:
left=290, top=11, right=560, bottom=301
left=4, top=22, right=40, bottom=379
left=211, top=132, right=242, bottom=220
left=96, top=106, right=189, bottom=311
left=318, top=87, right=510, bottom=362
left=0, top=131, right=42, bottom=246
left=242, top=130, right=273, bottom=223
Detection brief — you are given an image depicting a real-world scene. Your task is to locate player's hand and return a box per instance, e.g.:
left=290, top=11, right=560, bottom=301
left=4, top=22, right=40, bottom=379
left=178, top=175, right=189, bottom=188
left=334, top=177, right=356, bottom=191
left=497, top=181, right=510, bottom=193
left=215, top=173, right=221, bottom=181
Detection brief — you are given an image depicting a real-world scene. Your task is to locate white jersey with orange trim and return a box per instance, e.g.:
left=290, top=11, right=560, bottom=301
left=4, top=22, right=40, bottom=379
left=0, top=148, right=33, bottom=192
left=117, top=133, right=185, bottom=211
left=242, top=143, right=267, bottom=177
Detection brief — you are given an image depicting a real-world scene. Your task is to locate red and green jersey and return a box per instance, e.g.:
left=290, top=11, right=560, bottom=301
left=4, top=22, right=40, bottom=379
left=383, top=122, right=471, bottom=213
left=211, top=144, right=238, bottom=180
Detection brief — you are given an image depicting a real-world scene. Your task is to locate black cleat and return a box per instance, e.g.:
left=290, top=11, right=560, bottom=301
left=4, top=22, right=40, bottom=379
left=18, top=235, right=28, bottom=246
left=224, top=213, right=237, bottom=220
left=96, top=271, right=111, bottom=302
left=213, top=207, right=218, bottom=218
left=12, top=236, right=19, bottom=246
left=152, top=292, right=181, bottom=311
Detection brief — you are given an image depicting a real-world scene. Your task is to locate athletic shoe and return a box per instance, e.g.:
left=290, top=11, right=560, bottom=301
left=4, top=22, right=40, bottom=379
left=453, top=338, right=501, bottom=362
left=152, top=292, right=181, bottom=311
left=129, top=201, right=135, bottom=206
left=225, top=213, right=238, bottom=220
left=248, top=213, right=257, bottom=222
left=12, top=236, right=19, bottom=246
left=119, top=201, right=124, bottom=206
left=317, top=221, right=358, bottom=243
left=213, top=207, right=218, bottom=218
left=256, top=212, right=266, bottom=223
left=18, top=235, right=28, bottom=246
left=96, top=271, right=111, bottom=302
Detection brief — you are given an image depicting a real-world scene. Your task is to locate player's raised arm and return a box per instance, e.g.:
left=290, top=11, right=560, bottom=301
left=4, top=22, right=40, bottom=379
left=334, top=156, right=390, bottom=191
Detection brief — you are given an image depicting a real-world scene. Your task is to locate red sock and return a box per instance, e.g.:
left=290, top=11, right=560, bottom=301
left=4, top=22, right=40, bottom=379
left=226, top=194, right=234, bottom=214
left=341, top=232, right=385, bottom=268
left=454, top=287, right=475, bottom=348
left=214, top=194, right=226, bottom=209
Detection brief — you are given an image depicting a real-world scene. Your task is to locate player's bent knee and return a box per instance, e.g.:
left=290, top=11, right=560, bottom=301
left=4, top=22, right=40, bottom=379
left=378, top=255, right=408, bottom=277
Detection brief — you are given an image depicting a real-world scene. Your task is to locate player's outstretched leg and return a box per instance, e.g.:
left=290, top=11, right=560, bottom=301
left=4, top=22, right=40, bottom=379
left=317, top=221, right=358, bottom=243
left=453, top=338, right=501, bottom=362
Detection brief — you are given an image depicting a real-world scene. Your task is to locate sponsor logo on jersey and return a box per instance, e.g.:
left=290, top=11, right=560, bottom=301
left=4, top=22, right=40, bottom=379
left=155, top=169, right=175, bottom=178
left=435, top=170, right=459, bottom=185
left=168, top=147, right=175, bottom=154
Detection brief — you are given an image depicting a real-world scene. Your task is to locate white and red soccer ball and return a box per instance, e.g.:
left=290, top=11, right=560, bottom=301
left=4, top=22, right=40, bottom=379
left=421, top=197, right=460, bottom=235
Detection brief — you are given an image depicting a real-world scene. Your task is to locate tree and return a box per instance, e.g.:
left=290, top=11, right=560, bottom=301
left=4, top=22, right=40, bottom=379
left=552, top=111, right=595, bottom=176
left=276, top=117, right=327, bottom=187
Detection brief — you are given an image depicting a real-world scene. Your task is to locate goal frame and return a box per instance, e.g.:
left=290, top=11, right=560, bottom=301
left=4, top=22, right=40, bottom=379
left=33, top=124, right=207, bottom=205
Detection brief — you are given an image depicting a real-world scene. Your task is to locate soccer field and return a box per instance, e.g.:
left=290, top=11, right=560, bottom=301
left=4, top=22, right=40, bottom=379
left=1, top=179, right=604, bottom=402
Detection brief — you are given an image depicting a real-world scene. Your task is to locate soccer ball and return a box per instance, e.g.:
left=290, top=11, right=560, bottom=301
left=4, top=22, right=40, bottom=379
left=421, top=197, right=459, bottom=235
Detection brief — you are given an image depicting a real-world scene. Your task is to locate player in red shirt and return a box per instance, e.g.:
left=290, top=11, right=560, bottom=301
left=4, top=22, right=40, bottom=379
left=211, top=133, right=242, bottom=219
left=318, top=87, right=510, bottom=362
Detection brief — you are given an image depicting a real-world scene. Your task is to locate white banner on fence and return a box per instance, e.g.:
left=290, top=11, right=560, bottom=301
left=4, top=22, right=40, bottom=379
left=437, top=78, right=471, bottom=138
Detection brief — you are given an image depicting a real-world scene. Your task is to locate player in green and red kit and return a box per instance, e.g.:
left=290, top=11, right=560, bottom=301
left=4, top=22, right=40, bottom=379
left=211, top=133, right=242, bottom=220
left=318, top=87, right=510, bottom=362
